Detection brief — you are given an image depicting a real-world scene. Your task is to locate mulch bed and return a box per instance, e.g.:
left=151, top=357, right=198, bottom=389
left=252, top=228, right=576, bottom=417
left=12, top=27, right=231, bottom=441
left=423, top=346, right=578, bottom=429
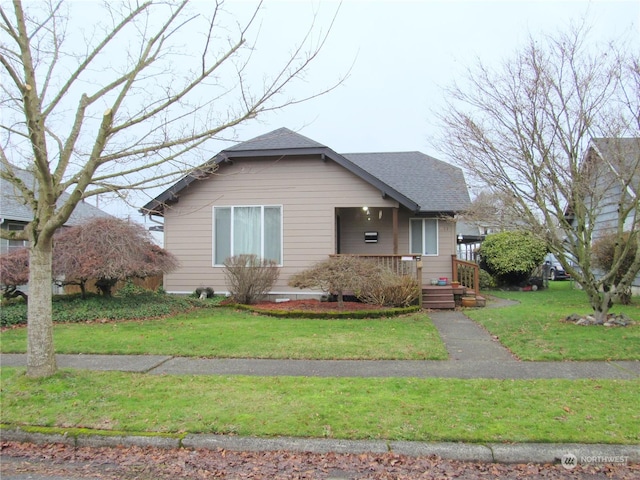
left=250, top=299, right=387, bottom=312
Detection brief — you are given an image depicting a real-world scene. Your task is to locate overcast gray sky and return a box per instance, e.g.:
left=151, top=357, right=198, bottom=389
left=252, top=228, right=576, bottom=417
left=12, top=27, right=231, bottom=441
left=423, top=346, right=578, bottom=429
left=222, top=0, right=640, bottom=156
left=69, top=0, right=638, bottom=220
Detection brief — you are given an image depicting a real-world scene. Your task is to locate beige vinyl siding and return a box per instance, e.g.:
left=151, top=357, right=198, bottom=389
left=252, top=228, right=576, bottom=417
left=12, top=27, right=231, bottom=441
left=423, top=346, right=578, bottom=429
left=163, top=156, right=399, bottom=294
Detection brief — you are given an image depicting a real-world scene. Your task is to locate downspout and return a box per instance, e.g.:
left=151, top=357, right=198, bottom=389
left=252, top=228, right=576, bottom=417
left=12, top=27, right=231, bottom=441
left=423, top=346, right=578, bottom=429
left=147, top=213, right=164, bottom=226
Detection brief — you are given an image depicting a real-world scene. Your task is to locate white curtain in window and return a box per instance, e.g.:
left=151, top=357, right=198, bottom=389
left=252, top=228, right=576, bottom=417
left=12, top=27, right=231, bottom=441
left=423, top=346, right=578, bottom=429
left=234, top=206, right=261, bottom=257
left=410, top=219, right=423, bottom=254
left=214, top=206, right=282, bottom=265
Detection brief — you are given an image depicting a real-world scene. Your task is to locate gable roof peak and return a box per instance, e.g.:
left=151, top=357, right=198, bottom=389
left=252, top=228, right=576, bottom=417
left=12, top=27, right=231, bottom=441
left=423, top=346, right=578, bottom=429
left=225, top=127, right=327, bottom=153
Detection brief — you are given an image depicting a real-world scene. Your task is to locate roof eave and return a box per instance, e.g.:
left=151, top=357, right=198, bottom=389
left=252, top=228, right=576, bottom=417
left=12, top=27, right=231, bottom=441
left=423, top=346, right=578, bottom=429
left=141, top=146, right=424, bottom=216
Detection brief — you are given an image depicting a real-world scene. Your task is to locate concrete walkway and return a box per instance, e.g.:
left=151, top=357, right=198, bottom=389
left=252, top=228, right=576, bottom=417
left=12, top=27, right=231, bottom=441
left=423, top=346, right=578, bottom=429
left=2, top=308, right=638, bottom=379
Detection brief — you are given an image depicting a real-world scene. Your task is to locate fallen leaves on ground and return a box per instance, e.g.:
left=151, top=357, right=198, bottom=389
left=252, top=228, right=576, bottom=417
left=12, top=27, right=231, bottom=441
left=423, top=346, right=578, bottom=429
left=2, top=442, right=639, bottom=479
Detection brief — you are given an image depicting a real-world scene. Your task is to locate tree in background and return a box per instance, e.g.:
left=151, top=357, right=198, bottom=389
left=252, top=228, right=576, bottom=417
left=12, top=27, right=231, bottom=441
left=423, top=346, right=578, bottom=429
left=53, top=217, right=178, bottom=297
left=592, top=232, right=638, bottom=305
left=436, top=24, right=639, bottom=322
left=0, top=0, right=341, bottom=377
left=0, top=247, right=29, bottom=301
left=0, top=218, right=177, bottom=299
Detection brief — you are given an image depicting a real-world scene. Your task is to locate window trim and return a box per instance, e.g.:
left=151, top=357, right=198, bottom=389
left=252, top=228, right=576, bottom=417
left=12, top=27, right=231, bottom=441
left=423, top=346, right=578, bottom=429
left=212, top=204, right=283, bottom=267
left=409, top=218, right=439, bottom=256
left=5, top=222, right=28, bottom=252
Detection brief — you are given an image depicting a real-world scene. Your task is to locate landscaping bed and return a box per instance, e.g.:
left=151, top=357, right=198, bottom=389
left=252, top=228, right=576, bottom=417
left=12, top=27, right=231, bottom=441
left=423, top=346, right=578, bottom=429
left=252, top=299, right=390, bottom=311
left=233, top=298, right=420, bottom=319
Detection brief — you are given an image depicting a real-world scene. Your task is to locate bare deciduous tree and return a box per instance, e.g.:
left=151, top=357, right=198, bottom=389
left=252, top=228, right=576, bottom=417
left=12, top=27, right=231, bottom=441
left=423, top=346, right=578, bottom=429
left=0, top=0, right=342, bottom=376
left=435, top=24, right=640, bottom=323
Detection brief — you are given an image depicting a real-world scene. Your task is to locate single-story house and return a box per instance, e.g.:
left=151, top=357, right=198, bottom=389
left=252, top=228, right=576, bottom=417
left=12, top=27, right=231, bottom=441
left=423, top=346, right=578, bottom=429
left=141, top=128, right=473, bottom=303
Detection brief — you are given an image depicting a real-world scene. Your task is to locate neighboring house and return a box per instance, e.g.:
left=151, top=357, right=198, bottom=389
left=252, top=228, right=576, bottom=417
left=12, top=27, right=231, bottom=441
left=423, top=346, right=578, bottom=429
left=455, top=221, right=485, bottom=262
left=580, top=137, right=640, bottom=291
left=141, top=128, right=472, bottom=299
left=1, top=165, right=113, bottom=255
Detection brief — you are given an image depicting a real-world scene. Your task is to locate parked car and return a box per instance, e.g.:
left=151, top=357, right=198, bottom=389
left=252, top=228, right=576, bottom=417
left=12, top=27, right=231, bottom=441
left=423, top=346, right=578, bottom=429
left=543, top=254, right=570, bottom=280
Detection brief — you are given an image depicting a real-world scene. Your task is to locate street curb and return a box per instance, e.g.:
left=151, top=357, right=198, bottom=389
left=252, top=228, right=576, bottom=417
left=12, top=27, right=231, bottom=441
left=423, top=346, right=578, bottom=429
left=2, top=428, right=638, bottom=464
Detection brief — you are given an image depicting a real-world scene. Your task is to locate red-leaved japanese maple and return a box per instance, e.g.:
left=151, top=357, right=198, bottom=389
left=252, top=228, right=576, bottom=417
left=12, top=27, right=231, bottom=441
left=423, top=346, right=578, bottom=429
left=53, top=218, right=178, bottom=297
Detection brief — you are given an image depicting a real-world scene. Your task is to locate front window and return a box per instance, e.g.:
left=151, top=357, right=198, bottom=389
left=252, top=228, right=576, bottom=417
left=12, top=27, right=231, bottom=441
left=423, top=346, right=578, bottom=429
left=213, top=205, right=282, bottom=265
left=410, top=218, right=438, bottom=255
left=6, top=223, right=28, bottom=253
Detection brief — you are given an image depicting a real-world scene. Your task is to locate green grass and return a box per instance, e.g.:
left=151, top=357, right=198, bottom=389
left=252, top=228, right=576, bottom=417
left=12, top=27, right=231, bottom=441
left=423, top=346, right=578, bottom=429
left=468, top=282, right=640, bottom=361
left=1, top=368, right=637, bottom=444
left=0, top=308, right=447, bottom=360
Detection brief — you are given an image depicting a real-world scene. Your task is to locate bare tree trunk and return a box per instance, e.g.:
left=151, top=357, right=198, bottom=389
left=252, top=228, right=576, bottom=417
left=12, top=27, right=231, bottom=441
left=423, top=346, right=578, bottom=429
left=583, top=282, right=613, bottom=324
left=26, top=236, right=56, bottom=377
left=336, top=290, right=345, bottom=309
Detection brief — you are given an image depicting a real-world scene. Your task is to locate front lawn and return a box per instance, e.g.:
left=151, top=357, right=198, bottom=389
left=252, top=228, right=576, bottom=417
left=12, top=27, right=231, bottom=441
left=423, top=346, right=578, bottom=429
left=468, top=281, right=640, bottom=361
left=1, top=368, right=638, bottom=444
left=0, top=307, right=447, bottom=360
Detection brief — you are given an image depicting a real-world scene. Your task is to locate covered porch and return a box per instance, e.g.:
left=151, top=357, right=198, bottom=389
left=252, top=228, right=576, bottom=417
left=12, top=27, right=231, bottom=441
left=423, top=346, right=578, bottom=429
left=332, top=206, right=481, bottom=308
left=330, top=253, right=481, bottom=309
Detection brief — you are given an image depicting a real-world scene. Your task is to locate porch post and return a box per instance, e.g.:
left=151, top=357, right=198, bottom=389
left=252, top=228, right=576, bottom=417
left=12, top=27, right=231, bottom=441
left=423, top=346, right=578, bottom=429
left=392, top=207, right=399, bottom=254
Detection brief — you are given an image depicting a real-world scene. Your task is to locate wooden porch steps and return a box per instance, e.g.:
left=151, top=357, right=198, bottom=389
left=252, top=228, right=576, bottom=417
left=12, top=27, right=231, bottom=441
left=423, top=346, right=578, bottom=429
left=422, top=285, right=485, bottom=309
left=422, top=285, right=456, bottom=309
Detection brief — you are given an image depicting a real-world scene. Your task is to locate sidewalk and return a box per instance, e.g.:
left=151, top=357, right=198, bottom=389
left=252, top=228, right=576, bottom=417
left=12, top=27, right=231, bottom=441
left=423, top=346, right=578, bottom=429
left=2, top=310, right=638, bottom=379
left=2, top=306, right=638, bottom=466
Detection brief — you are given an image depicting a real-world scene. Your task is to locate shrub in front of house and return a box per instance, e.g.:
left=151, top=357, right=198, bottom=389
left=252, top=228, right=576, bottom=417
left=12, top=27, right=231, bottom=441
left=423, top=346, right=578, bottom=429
left=356, top=270, right=420, bottom=307
left=223, top=254, right=280, bottom=304
left=289, top=256, right=391, bottom=308
left=479, top=269, right=498, bottom=290
left=479, top=231, right=546, bottom=286
left=289, top=256, right=419, bottom=308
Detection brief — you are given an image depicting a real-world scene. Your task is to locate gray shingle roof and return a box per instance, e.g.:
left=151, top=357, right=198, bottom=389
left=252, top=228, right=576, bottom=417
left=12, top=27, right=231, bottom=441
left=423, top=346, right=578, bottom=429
left=342, top=151, right=470, bottom=213
left=1, top=165, right=113, bottom=225
left=142, top=128, right=471, bottom=215
left=226, top=127, right=327, bottom=151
